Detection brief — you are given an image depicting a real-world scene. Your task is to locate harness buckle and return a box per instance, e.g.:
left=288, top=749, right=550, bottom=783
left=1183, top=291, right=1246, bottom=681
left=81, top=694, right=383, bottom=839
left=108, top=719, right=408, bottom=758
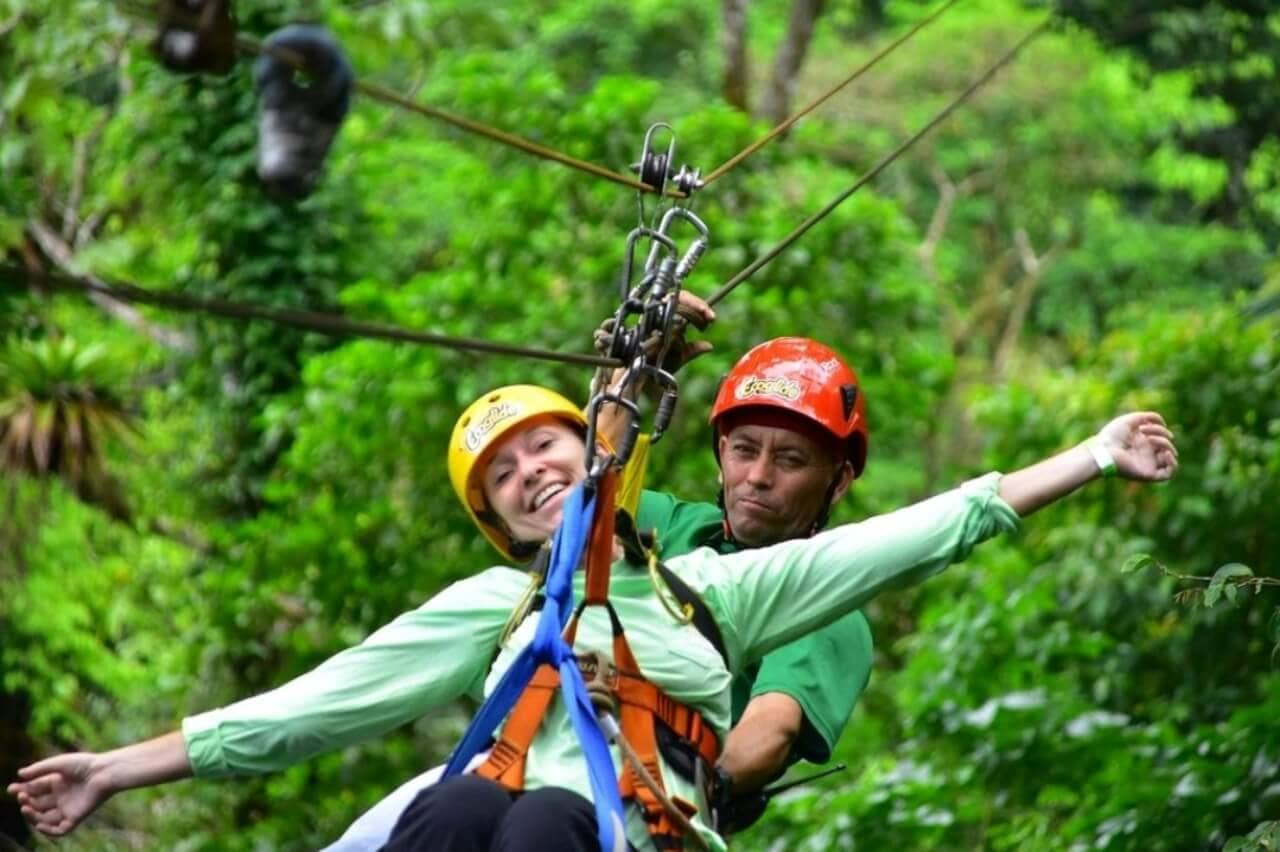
left=577, top=649, right=620, bottom=717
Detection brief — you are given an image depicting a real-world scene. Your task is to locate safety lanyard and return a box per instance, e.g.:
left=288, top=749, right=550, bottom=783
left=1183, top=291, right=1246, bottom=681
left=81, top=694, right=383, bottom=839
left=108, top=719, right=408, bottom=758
left=443, top=469, right=627, bottom=852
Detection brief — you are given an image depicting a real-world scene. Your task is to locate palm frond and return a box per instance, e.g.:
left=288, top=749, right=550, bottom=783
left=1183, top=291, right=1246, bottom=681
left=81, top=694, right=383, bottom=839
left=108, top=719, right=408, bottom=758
left=0, top=336, right=136, bottom=522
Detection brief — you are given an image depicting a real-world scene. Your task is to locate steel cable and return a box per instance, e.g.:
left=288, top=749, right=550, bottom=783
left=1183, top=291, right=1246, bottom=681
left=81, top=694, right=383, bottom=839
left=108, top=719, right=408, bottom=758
left=707, top=20, right=1049, bottom=307
left=3, top=263, right=621, bottom=368
left=702, top=0, right=962, bottom=186
left=115, top=0, right=663, bottom=194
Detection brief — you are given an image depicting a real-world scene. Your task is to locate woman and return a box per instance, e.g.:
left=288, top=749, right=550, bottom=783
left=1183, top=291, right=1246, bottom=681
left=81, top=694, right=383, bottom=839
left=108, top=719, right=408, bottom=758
left=8, top=385, right=1177, bottom=851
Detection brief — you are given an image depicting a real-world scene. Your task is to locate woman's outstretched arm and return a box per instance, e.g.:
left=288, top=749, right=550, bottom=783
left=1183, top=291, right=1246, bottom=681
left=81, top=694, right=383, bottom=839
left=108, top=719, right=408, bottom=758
left=693, top=411, right=1178, bottom=669
left=998, top=411, right=1177, bottom=516
left=8, top=567, right=530, bottom=837
left=7, top=731, right=191, bottom=836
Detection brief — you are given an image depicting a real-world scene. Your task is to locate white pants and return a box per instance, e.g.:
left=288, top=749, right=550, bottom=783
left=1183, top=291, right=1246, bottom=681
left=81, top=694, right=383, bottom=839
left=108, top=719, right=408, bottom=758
left=321, top=752, right=490, bottom=851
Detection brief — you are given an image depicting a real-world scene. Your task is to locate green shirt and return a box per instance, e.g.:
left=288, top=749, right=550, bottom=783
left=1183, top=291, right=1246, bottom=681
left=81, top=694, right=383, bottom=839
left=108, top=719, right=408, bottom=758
left=183, top=474, right=1017, bottom=851
left=634, top=490, right=873, bottom=765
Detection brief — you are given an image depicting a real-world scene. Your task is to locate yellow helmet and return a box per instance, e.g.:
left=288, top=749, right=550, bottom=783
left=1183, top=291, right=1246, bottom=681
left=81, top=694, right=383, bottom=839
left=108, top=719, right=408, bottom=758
left=448, top=384, right=588, bottom=560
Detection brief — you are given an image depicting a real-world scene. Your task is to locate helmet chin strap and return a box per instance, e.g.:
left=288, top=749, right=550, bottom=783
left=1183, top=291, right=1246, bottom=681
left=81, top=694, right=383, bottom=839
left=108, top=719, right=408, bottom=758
left=807, top=471, right=845, bottom=536
left=480, top=506, right=543, bottom=562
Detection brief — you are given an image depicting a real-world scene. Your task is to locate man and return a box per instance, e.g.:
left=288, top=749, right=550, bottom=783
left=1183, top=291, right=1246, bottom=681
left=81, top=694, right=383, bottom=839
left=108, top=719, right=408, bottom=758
left=634, top=336, right=872, bottom=829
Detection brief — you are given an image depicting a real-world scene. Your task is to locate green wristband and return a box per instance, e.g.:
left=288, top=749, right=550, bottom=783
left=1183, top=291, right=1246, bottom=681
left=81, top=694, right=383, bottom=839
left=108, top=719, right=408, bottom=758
left=1084, top=436, right=1117, bottom=478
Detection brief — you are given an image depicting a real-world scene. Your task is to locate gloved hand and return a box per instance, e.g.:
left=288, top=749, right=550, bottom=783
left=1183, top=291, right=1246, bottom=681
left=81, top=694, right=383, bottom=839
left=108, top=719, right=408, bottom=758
left=707, top=765, right=770, bottom=836
left=714, top=791, right=769, bottom=836
left=592, top=290, right=716, bottom=375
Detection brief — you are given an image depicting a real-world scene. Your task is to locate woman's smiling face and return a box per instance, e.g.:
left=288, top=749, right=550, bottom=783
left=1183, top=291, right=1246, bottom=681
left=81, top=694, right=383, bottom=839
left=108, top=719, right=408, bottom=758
left=481, top=417, right=588, bottom=546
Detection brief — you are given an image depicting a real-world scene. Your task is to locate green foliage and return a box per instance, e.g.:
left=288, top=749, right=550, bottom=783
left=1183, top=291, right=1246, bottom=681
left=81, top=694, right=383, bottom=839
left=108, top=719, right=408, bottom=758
left=0, top=336, right=135, bottom=523
left=1058, top=0, right=1280, bottom=233
left=1225, top=820, right=1280, bottom=852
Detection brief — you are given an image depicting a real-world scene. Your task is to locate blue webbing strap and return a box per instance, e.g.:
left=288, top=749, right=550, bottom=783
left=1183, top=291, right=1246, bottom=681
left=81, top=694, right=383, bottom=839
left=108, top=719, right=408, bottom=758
left=441, top=482, right=626, bottom=851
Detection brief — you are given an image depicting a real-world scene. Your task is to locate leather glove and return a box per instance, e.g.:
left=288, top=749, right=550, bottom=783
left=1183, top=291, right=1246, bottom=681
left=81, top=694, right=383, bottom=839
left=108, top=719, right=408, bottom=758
left=592, top=290, right=716, bottom=377
left=708, top=766, right=769, bottom=836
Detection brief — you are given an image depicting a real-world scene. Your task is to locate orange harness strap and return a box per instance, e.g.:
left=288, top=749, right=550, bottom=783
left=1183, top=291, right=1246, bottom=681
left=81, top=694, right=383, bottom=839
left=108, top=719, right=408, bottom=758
left=476, top=659, right=719, bottom=847
left=609, top=618, right=716, bottom=848
left=476, top=469, right=718, bottom=849
left=475, top=665, right=559, bottom=789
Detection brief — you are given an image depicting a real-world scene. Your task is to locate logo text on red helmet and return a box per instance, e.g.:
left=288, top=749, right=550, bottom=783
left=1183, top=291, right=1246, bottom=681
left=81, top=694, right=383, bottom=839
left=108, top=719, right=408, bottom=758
left=735, top=376, right=801, bottom=401
left=464, top=402, right=521, bottom=452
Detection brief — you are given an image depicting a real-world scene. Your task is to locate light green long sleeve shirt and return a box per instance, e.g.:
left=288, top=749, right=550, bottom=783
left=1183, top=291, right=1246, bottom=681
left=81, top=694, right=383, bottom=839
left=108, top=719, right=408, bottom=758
left=183, top=473, right=1018, bottom=849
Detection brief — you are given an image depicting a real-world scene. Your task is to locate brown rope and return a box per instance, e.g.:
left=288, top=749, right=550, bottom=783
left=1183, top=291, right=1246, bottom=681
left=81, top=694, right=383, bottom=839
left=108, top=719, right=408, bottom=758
left=579, top=652, right=710, bottom=852
left=115, top=0, right=665, bottom=194
left=707, top=20, right=1049, bottom=307
left=233, top=32, right=663, bottom=195
left=613, top=728, right=710, bottom=851
left=702, top=0, right=962, bottom=186
left=4, top=263, right=622, bottom=368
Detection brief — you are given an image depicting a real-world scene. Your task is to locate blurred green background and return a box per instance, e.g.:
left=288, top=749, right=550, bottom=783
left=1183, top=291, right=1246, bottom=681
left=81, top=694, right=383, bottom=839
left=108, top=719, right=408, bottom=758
left=1, top=0, right=1278, bottom=848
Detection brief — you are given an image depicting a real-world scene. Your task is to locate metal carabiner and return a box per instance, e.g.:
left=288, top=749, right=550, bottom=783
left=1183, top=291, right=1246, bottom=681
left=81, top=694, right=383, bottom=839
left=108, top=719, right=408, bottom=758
left=632, top=361, right=679, bottom=444
left=619, top=227, right=677, bottom=300
left=584, top=391, right=641, bottom=473
left=647, top=207, right=710, bottom=284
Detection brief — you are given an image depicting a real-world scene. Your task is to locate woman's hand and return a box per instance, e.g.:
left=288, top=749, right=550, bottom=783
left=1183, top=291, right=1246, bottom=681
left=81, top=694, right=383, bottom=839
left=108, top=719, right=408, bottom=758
left=7, top=752, right=113, bottom=836
left=998, top=410, right=1179, bottom=516
left=7, top=731, right=192, bottom=836
left=1095, top=411, right=1178, bottom=481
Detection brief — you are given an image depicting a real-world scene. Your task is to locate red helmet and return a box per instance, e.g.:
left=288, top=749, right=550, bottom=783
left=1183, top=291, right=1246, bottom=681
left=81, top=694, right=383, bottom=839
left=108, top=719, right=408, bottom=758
left=710, top=337, right=868, bottom=477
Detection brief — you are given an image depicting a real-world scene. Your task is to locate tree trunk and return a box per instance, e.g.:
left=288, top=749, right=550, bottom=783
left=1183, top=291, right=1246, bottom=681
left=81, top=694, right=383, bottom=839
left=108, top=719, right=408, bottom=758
left=759, top=0, right=825, bottom=125
left=722, top=0, right=751, bottom=111
left=0, top=679, right=34, bottom=847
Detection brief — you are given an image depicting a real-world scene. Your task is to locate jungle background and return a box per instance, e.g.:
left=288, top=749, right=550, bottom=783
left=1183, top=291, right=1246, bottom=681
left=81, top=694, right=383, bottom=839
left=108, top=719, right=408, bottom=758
left=2, top=0, right=1278, bottom=849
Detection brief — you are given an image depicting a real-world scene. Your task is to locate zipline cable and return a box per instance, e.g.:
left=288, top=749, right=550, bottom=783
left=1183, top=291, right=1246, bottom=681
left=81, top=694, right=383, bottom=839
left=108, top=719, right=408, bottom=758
left=46, top=5, right=1042, bottom=364
left=114, top=0, right=664, bottom=195
left=236, top=32, right=663, bottom=195
left=707, top=19, right=1049, bottom=308
left=2, top=263, right=622, bottom=369
left=702, top=0, right=962, bottom=186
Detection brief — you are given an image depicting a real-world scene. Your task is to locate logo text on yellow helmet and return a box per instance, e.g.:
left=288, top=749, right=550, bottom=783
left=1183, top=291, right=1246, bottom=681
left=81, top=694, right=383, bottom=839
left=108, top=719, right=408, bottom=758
left=464, top=401, right=522, bottom=452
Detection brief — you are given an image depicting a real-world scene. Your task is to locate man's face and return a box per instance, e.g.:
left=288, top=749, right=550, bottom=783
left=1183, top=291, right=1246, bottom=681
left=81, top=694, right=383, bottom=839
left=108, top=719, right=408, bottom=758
left=482, top=419, right=587, bottom=545
left=718, top=419, right=853, bottom=546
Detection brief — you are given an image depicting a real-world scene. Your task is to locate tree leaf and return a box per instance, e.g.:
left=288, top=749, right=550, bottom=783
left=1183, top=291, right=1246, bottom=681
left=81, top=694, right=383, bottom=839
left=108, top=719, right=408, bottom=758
left=1122, top=554, right=1154, bottom=574
left=1212, top=563, right=1255, bottom=583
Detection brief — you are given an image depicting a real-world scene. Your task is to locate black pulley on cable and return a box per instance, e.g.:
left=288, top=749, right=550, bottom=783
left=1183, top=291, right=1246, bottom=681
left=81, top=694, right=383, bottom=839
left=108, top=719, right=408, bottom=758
left=631, top=124, right=703, bottom=199
left=253, top=25, right=354, bottom=198
left=152, top=0, right=238, bottom=74
left=636, top=149, right=669, bottom=194
left=632, top=124, right=675, bottom=197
